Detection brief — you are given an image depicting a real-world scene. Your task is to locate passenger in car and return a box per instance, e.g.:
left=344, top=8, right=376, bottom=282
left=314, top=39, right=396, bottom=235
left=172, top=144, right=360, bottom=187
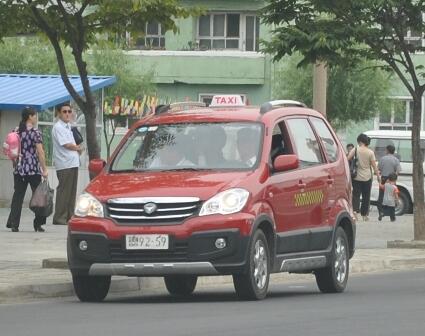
left=149, top=134, right=195, bottom=168
left=270, top=133, right=286, bottom=163
left=237, top=127, right=259, bottom=167
left=194, top=125, right=227, bottom=167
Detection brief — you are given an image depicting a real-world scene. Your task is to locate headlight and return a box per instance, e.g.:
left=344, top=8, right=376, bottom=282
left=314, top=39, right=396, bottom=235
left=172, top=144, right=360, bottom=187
left=199, top=188, right=249, bottom=216
left=74, top=193, right=104, bottom=218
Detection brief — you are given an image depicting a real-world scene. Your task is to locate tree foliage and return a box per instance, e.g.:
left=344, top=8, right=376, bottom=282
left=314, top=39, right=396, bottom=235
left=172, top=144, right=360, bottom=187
left=273, top=55, right=391, bottom=129
left=262, top=0, right=425, bottom=240
left=0, top=0, right=194, bottom=165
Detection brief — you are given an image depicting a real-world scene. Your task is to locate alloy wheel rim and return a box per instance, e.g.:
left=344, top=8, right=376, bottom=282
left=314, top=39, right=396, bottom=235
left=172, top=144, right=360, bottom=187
left=395, top=197, right=404, bottom=215
left=253, top=239, right=268, bottom=289
left=334, top=237, right=347, bottom=283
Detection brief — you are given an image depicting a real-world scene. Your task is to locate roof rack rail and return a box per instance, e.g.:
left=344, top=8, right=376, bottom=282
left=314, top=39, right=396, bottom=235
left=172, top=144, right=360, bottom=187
left=260, top=100, right=306, bottom=114
left=155, top=101, right=206, bottom=115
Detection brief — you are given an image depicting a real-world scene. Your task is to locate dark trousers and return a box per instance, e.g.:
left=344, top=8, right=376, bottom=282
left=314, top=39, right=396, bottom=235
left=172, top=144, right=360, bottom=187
left=53, top=167, right=78, bottom=225
left=382, top=205, right=396, bottom=221
left=352, top=179, right=372, bottom=216
left=377, top=176, right=388, bottom=215
left=7, top=174, right=46, bottom=229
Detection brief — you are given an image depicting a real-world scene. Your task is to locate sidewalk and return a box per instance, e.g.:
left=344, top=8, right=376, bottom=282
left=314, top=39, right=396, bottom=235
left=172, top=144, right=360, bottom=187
left=0, top=208, right=424, bottom=303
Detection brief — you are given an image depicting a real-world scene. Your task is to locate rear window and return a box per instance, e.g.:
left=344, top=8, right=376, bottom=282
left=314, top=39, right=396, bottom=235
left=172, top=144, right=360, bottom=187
left=369, top=137, right=425, bottom=162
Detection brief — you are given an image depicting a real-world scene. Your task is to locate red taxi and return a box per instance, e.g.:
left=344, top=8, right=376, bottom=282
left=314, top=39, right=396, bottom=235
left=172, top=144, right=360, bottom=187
left=68, top=96, right=356, bottom=301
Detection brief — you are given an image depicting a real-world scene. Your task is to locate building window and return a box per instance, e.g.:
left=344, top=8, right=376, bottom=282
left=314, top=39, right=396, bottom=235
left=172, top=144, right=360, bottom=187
left=378, top=99, right=413, bottom=131
left=197, top=13, right=260, bottom=51
left=405, top=28, right=423, bottom=48
left=135, top=22, right=165, bottom=49
left=405, top=12, right=425, bottom=49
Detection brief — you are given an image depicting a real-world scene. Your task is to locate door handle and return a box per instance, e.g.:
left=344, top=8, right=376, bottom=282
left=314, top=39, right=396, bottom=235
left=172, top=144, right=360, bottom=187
left=327, top=177, right=334, bottom=185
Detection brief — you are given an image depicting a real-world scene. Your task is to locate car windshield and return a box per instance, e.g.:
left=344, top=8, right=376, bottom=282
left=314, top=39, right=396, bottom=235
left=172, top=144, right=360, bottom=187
left=111, top=122, right=263, bottom=172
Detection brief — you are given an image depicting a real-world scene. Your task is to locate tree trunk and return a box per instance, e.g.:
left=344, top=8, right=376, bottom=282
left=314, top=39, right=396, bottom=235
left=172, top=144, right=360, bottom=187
left=411, top=95, right=425, bottom=240
left=84, top=103, right=100, bottom=161
left=313, top=61, right=327, bottom=117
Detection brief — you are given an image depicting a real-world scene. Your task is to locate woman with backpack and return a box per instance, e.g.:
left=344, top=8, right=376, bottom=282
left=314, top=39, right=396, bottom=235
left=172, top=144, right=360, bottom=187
left=6, top=107, right=48, bottom=232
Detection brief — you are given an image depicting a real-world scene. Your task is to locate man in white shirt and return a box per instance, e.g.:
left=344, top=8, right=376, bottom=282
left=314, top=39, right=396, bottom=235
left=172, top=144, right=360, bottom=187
left=52, top=103, right=83, bottom=225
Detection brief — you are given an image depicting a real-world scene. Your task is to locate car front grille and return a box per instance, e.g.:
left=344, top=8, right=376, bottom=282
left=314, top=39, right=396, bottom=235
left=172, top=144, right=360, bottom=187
left=106, top=197, right=201, bottom=225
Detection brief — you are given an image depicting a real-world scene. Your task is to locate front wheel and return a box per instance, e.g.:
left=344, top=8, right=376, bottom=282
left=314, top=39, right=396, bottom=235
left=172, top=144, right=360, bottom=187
left=72, top=275, right=111, bottom=302
left=164, top=275, right=197, bottom=296
left=233, top=230, right=270, bottom=300
left=315, top=227, right=349, bottom=293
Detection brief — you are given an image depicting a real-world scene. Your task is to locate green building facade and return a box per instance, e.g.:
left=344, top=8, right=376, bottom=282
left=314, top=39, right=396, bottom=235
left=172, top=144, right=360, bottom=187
left=102, top=0, right=273, bottom=157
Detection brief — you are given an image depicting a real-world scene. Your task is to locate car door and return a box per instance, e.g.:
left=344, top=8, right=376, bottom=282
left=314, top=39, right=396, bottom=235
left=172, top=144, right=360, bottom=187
left=266, top=118, right=328, bottom=254
left=266, top=122, right=310, bottom=254
left=309, top=117, right=342, bottom=250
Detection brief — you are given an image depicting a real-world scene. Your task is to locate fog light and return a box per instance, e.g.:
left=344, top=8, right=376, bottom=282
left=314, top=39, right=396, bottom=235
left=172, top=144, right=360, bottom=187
left=215, top=238, right=227, bottom=249
left=79, top=240, right=88, bottom=251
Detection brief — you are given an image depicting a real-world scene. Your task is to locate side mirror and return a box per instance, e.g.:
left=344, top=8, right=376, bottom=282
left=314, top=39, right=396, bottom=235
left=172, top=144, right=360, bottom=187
left=273, top=154, right=299, bottom=172
left=88, top=159, right=106, bottom=177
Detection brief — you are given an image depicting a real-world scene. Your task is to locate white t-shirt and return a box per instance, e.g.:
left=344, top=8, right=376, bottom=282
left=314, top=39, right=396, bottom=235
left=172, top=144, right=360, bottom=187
left=52, top=119, right=79, bottom=170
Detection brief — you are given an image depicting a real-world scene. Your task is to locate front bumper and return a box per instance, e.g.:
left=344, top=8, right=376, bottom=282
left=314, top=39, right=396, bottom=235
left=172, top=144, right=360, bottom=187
left=68, top=228, right=250, bottom=276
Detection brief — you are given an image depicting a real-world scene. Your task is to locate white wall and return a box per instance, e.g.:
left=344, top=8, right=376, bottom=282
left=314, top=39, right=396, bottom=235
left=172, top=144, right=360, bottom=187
left=0, top=109, right=90, bottom=206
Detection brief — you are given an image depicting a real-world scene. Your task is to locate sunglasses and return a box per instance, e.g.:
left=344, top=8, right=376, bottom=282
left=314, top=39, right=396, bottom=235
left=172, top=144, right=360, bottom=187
left=62, top=109, right=72, bottom=114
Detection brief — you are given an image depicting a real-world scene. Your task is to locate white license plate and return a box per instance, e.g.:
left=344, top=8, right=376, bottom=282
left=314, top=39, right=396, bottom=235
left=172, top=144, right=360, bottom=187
left=125, top=234, right=169, bottom=250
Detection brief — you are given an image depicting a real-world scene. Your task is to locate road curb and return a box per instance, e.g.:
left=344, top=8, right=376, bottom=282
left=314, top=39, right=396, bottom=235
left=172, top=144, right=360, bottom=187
left=0, top=278, right=142, bottom=303
left=3, top=254, right=424, bottom=303
left=387, top=240, right=425, bottom=249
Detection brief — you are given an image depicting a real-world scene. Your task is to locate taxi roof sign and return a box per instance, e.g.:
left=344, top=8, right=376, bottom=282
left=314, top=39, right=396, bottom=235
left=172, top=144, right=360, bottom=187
left=210, top=95, right=245, bottom=107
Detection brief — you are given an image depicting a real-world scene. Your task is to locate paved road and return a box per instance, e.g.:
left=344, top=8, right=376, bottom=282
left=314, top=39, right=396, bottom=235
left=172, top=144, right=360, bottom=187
left=1, top=269, right=424, bottom=336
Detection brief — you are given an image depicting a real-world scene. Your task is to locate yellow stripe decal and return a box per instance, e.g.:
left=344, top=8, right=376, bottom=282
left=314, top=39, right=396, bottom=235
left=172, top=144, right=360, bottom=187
left=294, top=189, right=324, bottom=207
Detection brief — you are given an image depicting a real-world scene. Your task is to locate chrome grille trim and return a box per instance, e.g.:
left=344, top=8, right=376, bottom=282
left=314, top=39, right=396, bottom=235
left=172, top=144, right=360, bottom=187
left=109, top=213, right=193, bottom=220
left=106, top=196, right=202, bottom=224
left=107, top=197, right=200, bottom=204
left=108, top=205, right=197, bottom=213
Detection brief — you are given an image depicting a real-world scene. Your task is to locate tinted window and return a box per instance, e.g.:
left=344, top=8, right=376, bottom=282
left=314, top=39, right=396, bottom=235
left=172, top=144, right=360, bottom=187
left=311, top=117, right=339, bottom=163
left=286, top=119, right=323, bottom=167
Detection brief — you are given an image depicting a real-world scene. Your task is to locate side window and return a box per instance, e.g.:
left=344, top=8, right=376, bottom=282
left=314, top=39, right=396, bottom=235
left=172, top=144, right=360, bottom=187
left=310, top=117, right=339, bottom=163
left=269, top=123, right=293, bottom=164
left=286, top=118, right=324, bottom=167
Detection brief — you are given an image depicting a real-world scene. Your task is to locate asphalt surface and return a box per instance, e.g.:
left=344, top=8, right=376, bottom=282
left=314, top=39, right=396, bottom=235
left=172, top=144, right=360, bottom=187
left=0, top=269, right=424, bottom=336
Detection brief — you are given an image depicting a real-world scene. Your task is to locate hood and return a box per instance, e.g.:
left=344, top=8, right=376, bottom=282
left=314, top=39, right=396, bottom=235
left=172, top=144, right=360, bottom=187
left=86, top=170, right=255, bottom=202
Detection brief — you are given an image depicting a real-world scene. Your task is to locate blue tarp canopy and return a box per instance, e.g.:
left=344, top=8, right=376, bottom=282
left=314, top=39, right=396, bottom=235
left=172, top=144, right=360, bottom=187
left=0, top=74, right=116, bottom=111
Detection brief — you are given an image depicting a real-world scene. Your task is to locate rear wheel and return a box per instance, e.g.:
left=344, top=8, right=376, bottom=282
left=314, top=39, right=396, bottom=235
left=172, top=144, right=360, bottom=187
left=72, top=275, right=111, bottom=302
left=315, top=227, right=349, bottom=293
left=233, top=230, right=270, bottom=300
left=395, top=190, right=410, bottom=216
left=164, top=275, right=197, bottom=296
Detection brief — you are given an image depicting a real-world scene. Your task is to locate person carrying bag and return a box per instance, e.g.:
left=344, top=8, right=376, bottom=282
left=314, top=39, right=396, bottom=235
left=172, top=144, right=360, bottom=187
left=30, top=179, right=54, bottom=217
left=6, top=107, right=49, bottom=232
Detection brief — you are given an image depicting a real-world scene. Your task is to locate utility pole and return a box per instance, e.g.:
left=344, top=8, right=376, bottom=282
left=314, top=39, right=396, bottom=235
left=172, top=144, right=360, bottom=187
left=313, top=61, right=327, bottom=117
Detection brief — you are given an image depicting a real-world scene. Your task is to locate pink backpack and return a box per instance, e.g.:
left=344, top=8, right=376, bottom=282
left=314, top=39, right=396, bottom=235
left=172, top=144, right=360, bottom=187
left=2, top=129, right=21, bottom=160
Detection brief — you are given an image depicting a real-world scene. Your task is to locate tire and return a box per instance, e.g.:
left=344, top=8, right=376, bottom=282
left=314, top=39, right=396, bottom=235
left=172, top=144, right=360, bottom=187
left=164, top=275, right=197, bottom=296
left=315, top=227, right=349, bottom=293
left=233, top=230, right=270, bottom=300
left=395, top=190, right=410, bottom=216
left=72, top=275, right=111, bottom=302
